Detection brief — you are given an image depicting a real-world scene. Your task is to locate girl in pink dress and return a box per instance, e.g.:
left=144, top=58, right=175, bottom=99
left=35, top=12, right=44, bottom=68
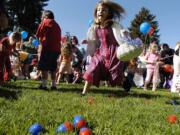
left=82, top=1, right=126, bottom=95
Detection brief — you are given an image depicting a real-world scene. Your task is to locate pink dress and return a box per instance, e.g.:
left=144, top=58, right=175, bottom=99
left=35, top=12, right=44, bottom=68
left=83, top=27, right=124, bottom=87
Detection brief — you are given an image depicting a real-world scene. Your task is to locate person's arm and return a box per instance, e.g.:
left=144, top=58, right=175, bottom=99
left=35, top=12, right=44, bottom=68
left=36, top=20, right=49, bottom=42
left=5, top=56, right=12, bottom=74
left=0, top=44, right=2, bottom=52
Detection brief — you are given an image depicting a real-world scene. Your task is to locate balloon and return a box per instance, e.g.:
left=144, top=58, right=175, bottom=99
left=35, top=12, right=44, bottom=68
left=73, top=115, right=87, bottom=129
left=79, top=127, right=92, bottom=135
left=56, top=121, right=74, bottom=133
left=29, top=123, right=43, bottom=135
left=148, top=27, right=154, bottom=36
left=88, top=19, right=93, bottom=27
left=7, top=31, right=12, bottom=36
left=163, top=64, right=173, bottom=73
left=167, top=115, right=177, bottom=124
left=21, top=31, right=28, bottom=39
left=64, top=121, right=74, bottom=132
left=140, top=22, right=151, bottom=34
left=56, top=123, right=66, bottom=133
left=32, top=39, right=39, bottom=47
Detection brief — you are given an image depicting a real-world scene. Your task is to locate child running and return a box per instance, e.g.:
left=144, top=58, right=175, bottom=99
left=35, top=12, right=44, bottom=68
left=82, top=0, right=126, bottom=95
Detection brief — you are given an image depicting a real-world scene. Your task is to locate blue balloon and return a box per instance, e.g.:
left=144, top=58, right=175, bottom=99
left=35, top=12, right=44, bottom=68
left=29, top=123, right=43, bottom=135
left=21, top=31, right=28, bottom=39
left=7, top=31, right=12, bottom=36
left=88, top=19, right=94, bottom=27
left=32, top=39, right=39, bottom=47
left=56, top=123, right=66, bottom=133
left=140, top=22, right=151, bottom=34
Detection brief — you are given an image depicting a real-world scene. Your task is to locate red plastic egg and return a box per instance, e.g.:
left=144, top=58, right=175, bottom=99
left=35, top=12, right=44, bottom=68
left=79, top=127, right=92, bottom=135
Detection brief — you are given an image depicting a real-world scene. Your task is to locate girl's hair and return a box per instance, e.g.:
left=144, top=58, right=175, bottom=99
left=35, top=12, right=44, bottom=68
left=71, top=36, right=78, bottom=45
left=94, top=0, right=125, bottom=27
left=150, top=43, right=158, bottom=51
left=176, top=41, right=180, bottom=46
left=61, top=42, right=72, bottom=57
left=11, top=32, right=22, bottom=42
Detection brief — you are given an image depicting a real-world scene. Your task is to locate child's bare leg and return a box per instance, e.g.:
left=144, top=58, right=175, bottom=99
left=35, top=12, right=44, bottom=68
left=56, top=72, right=62, bottom=84
left=82, top=81, right=91, bottom=95
left=144, top=81, right=148, bottom=91
left=152, top=82, right=157, bottom=91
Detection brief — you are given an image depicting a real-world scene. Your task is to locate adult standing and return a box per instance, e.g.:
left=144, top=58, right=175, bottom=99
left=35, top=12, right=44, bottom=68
left=159, top=43, right=174, bottom=88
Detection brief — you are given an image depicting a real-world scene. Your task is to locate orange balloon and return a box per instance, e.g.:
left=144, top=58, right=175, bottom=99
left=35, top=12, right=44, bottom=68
left=167, top=115, right=177, bottom=124
left=163, top=64, right=173, bottom=73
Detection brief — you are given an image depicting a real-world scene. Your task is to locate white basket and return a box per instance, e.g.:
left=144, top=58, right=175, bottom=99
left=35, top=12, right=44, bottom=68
left=116, top=42, right=143, bottom=61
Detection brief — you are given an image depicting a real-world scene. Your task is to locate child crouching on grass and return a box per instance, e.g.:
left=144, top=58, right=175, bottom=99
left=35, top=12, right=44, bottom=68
left=0, top=32, right=22, bottom=84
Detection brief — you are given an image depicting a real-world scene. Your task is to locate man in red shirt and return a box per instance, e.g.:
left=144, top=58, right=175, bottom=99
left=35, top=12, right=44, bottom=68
left=36, top=10, right=61, bottom=89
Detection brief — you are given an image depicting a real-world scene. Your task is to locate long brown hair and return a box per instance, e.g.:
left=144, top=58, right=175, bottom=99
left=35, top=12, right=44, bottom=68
left=94, top=0, right=125, bottom=27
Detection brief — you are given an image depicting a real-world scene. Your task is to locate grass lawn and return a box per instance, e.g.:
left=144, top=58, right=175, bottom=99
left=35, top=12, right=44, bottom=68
left=0, top=80, right=180, bottom=135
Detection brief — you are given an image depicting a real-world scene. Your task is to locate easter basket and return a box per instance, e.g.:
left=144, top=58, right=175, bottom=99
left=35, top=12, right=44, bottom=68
left=116, top=42, right=143, bottom=61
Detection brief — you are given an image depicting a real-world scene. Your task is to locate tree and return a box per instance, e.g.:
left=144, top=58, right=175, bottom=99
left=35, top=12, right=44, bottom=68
left=4, top=0, right=49, bottom=35
left=129, top=7, right=160, bottom=45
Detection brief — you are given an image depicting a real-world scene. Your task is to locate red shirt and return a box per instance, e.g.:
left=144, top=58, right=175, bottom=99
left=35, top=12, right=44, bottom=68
left=36, top=19, right=61, bottom=52
left=0, top=37, right=14, bottom=72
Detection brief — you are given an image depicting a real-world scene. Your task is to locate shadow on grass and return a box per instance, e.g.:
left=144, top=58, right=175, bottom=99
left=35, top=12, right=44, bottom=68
left=0, top=87, right=21, bottom=100
left=52, top=86, right=164, bottom=99
left=0, top=81, right=169, bottom=100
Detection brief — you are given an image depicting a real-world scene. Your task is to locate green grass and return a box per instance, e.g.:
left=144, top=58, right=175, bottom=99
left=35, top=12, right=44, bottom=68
left=0, top=80, right=180, bottom=135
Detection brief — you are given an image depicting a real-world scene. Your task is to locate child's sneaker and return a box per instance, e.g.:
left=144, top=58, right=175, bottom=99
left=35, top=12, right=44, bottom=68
left=39, top=85, right=48, bottom=90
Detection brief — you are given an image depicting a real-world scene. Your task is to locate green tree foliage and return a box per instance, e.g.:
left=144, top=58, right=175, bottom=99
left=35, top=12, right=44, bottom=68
left=129, top=7, right=160, bottom=45
left=4, top=0, right=49, bottom=35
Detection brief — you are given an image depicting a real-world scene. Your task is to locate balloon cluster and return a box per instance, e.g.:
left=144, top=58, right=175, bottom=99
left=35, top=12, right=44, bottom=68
left=7, top=30, right=28, bottom=39
left=7, top=30, right=39, bottom=47
left=56, top=115, right=92, bottom=135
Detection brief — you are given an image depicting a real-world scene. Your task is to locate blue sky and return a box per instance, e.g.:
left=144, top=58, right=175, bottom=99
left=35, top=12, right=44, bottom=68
left=46, top=0, right=180, bottom=48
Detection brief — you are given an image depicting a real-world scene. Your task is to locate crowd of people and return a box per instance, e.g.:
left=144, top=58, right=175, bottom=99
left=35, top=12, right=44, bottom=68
left=0, top=1, right=180, bottom=96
